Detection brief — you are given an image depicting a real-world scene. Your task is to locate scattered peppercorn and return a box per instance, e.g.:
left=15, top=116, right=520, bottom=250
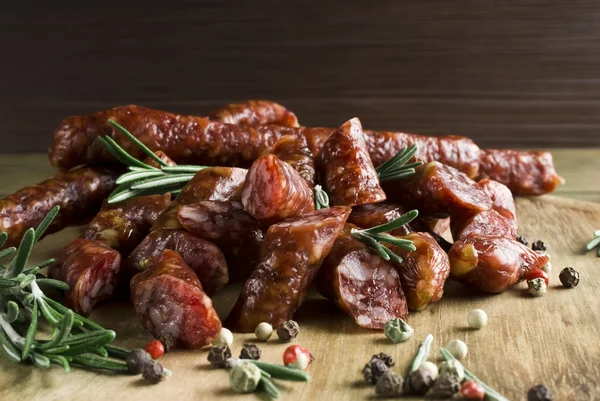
left=405, top=367, right=434, bottom=395
left=419, top=361, right=439, bottom=381
left=276, top=320, right=299, bottom=342
left=240, top=343, right=262, bottom=360
left=370, top=352, right=394, bottom=368
left=144, top=340, right=165, bottom=359
left=255, top=322, right=273, bottom=341
left=516, top=235, right=528, bottom=245
left=283, top=344, right=313, bottom=370
left=559, top=267, right=580, bottom=288
left=142, top=362, right=166, bottom=384
left=363, top=358, right=389, bottom=384
left=207, top=345, right=232, bottom=368
left=426, top=372, right=461, bottom=399
left=524, top=269, right=549, bottom=286
left=527, top=384, right=553, bottom=401
left=212, top=327, right=234, bottom=347
left=439, top=359, right=465, bottom=382
left=383, top=317, right=414, bottom=343
left=528, top=278, right=547, bottom=297
left=230, top=360, right=262, bottom=393
left=467, top=309, right=488, bottom=329
left=157, top=333, right=174, bottom=352
left=461, top=380, right=485, bottom=400
left=375, top=371, right=404, bottom=397
left=446, top=339, right=468, bottom=360
left=126, top=348, right=153, bottom=374
left=532, top=240, right=547, bottom=251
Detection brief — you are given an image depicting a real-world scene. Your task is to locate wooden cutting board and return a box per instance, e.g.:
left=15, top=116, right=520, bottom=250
left=0, top=195, right=598, bottom=401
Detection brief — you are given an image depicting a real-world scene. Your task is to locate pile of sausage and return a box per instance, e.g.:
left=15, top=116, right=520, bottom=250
left=0, top=100, right=557, bottom=349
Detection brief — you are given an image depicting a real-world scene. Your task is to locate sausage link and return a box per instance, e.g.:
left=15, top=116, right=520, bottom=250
left=143, top=150, right=177, bottom=169
left=270, top=135, right=316, bottom=186
left=0, top=166, right=117, bottom=248
left=348, top=202, right=424, bottom=236
left=226, top=206, right=351, bottom=332
left=130, top=249, right=221, bottom=349
left=208, top=100, right=300, bottom=127
left=316, top=235, right=407, bottom=329
left=48, top=238, right=121, bottom=316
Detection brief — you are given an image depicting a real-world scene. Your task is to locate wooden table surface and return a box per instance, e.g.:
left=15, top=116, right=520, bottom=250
left=0, top=149, right=599, bottom=401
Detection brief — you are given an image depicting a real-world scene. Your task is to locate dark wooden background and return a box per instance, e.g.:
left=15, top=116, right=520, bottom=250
left=1, top=1, right=600, bottom=153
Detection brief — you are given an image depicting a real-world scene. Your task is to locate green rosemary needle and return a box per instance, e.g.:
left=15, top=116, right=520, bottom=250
left=584, top=230, right=600, bottom=257
left=375, top=144, right=423, bottom=182
left=314, top=185, right=330, bottom=210
left=409, top=334, right=433, bottom=373
left=350, top=209, right=418, bottom=263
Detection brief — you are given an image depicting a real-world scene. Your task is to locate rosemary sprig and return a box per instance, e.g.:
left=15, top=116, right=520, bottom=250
left=409, top=334, right=433, bottom=373
left=584, top=229, right=600, bottom=257
left=314, top=185, right=330, bottom=210
left=100, top=119, right=208, bottom=203
left=375, top=144, right=423, bottom=182
left=0, top=206, right=133, bottom=374
left=350, top=209, right=419, bottom=263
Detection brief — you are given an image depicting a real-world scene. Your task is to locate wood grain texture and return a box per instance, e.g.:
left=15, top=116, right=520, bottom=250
left=2, top=1, right=600, bottom=152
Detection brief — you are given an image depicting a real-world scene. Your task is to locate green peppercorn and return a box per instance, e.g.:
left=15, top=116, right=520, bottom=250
left=527, top=384, right=553, bottom=401
left=375, top=371, right=403, bottom=397
left=559, top=267, right=580, bottom=288
left=384, top=318, right=414, bottom=343
left=229, top=360, right=261, bottom=393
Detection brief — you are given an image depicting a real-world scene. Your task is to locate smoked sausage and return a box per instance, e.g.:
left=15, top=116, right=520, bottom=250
left=209, top=100, right=300, bottom=127
left=270, top=135, right=316, bottom=186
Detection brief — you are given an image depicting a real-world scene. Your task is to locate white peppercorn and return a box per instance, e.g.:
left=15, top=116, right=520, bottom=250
left=439, top=360, right=465, bottom=382
left=254, top=322, right=273, bottom=341
left=528, top=278, right=547, bottom=297
left=419, top=361, right=439, bottom=381
left=229, top=360, right=261, bottom=393
left=467, top=309, right=488, bottom=329
left=384, top=318, right=414, bottom=343
left=212, top=327, right=234, bottom=347
left=446, top=339, right=468, bottom=360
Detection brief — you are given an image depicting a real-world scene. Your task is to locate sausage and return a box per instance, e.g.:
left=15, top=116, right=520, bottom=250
left=422, top=217, right=451, bottom=237
left=348, top=202, right=424, bottom=236
left=451, top=209, right=518, bottom=240
left=383, top=161, right=492, bottom=218
left=448, top=235, right=549, bottom=293
left=0, top=166, right=117, bottom=248
left=477, top=149, right=563, bottom=196
left=477, top=178, right=516, bottom=220
left=48, top=238, right=121, bottom=317
left=101, top=193, right=171, bottom=233
left=177, top=201, right=264, bottom=280
left=128, top=229, right=228, bottom=296
left=208, top=100, right=300, bottom=127
left=226, top=206, right=351, bottom=332
left=319, top=118, right=386, bottom=207
left=143, top=150, right=177, bottom=169
left=270, top=135, right=316, bottom=186
left=389, top=232, right=450, bottom=311
left=316, top=235, right=408, bottom=329
left=130, top=249, right=221, bottom=349
left=241, top=154, right=314, bottom=226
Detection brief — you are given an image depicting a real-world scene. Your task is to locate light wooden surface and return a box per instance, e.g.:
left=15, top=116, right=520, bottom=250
left=0, top=151, right=599, bottom=401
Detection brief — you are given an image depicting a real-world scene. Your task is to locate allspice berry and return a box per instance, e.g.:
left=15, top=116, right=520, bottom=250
left=276, top=320, right=299, bottom=342
left=207, top=345, right=232, bottom=368
left=375, top=371, right=404, bottom=397
left=239, top=343, right=262, bottom=360
left=559, top=267, right=580, bottom=288
left=363, top=358, right=389, bottom=384
left=371, top=352, right=394, bottom=368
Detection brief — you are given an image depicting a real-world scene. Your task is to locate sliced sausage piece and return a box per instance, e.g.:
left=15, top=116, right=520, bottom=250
left=48, top=238, right=121, bottom=317
left=270, top=135, right=316, bottom=186
left=319, top=118, right=386, bottom=207
left=208, top=100, right=300, bottom=127
left=389, top=232, right=450, bottom=311
left=100, top=193, right=172, bottom=233
left=177, top=201, right=264, bottom=280
left=128, top=229, right=228, bottom=296
left=241, top=154, right=314, bottom=226
left=0, top=166, right=117, bottom=248
left=316, top=235, right=408, bottom=329
left=130, top=249, right=221, bottom=349
left=82, top=210, right=140, bottom=255
left=478, top=149, right=563, bottom=196
left=448, top=235, right=549, bottom=293
left=348, top=202, right=423, bottom=236
left=451, top=209, right=518, bottom=240
left=226, top=206, right=351, bottom=332
left=477, top=178, right=516, bottom=220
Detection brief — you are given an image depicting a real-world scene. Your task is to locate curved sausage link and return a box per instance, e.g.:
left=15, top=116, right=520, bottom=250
left=348, top=202, right=425, bottom=236
left=226, top=206, right=351, bottom=332
left=241, top=154, right=314, bottom=226
left=477, top=178, right=516, bottom=220
left=130, top=249, right=221, bottom=349
left=319, top=118, right=386, bottom=207
left=208, top=100, right=300, bottom=127
left=270, top=135, right=316, bottom=186
left=177, top=201, right=264, bottom=281
left=48, top=238, right=121, bottom=317
left=143, top=150, right=177, bottom=169
left=448, top=235, right=549, bottom=293
left=0, top=166, right=117, bottom=248
left=316, top=235, right=408, bottom=329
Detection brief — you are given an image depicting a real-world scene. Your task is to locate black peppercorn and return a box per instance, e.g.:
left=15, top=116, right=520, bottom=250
left=207, top=345, right=232, bottom=368
left=142, top=362, right=166, bottom=384
left=363, top=358, right=389, bottom=384
left=276, top=320, right=299, bottom=342
left=370, top=352, right=394, bottom=368
left=157, top=333, right=175, bottom=353
left=532, top=240, right=547, bottom=251
left=516, top=235, right=528, bottom=246
left=239, top=343, right=262, bottom=360
left=126, top=348, right=153, bottom=374
left=527, top=384, right=553, bottom=401
left=405, top=367, right=434, bottom=395
left=375, top=371, right=403, bottom=397
left=559, top=267, right=580, bottom=288
left=426, top=372, right=461, bottom=399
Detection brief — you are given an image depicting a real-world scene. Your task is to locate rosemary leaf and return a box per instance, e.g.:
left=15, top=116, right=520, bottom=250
left=161, top=165, right=207, bottom=173
left=43, top=297, right=104, bottom=331
left=21, top=299, right=38, bottom=359
left=107, top=188, right=147, bottom=204
left=352, top=232, right=391, bottom=261
left=6, top=229, right=35, bottom=279
left=29, top=351, right=51, bottom=369
left=71, top=354, right=130, bottom=373
left=6, top=301, right=19, bottom=323
left=376, top=144, right=418, bottom=175
left=105, top=344, right=131, bottom=361
left=47, top=354, right=71, bottom=372
left=108, top=119, right=167, bottom=167
left=36, top=309, right=74, bottom=352
left=0, top=326, right=21, bottom=362
left=0, top=247, right=17, bottom=261
left=378, top=169, right=418, bottom=182
left=410, top=334, right=433, bottom=373
left=370, top=233, right=417, bottom=251
left=0, top=232, right=8, bottom=248
left=0, top=278, right=20, bottom=289
left=35, top=278, right=70, bottom=292
left=314, top=185, right=330, bottom=210
left=260, top=376, right=281, bottom=399
left=24, top=258, right=55, bottom=273
left=95, top=346, right=109, bottom=358
left=363, top=210, right=419, bottom=234
left=97, top=137, right=141, bottom=169
left=102, top=136, right=153, bottom=170
left=33, top=205, right=60, bottom=243
left=382, top=247, right=404, bottom=264
left=130, top=174, right=195, bottom=190
left=60, top=330, right=115, bottom=348
left=37, top=297, right=59, bottom=327
left=116, top=170, right=165, bottom=185
left=43, top=344, right=71, bottom=354
left=584, top=236, right=600, bottom=251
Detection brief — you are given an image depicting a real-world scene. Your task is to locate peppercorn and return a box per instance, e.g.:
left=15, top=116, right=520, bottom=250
left=532, top=240, right=547, bottom=251
left=527, top=384, right=553, bottom=401
left=212, top=327, right=234, bottom=347
left=363, top=358, right=389, bottom=384
left=384, top=317, right=413, bottom=343
left=126, top=348, right=153, bottom=374
left=276, top=320, right=299, bottom=342
left=255, top=322, right=273, bottom=341
left=157, top=333, right=174, bottom=352
left=461, top=380, right=485, bottom=400
left=371, top=352, right=395, bottom=368
left=467, top=309, right=488, bottom=329
left=559, top=267, right=580, bottom=288
left=419, top=361, right=439, bottom=381
left=426, top=372, right=461, bottom=399
left=528, top=278, right=547, bottom=297
left=142, top=361, right=166, bottom=384
left=405, top=367, right=434, bottom=395
left=230, top=360, right=262, bottom=393
left=240, top=343, right=262, bottom=360
left=516, top=235, right=528, bottom=246
left=375, top=371, right=404, bottom=397
left=446, top=339, right=468, bottom=360
left=439, top=360, right=465, bottom=382
left=207, top=345, right=232, bottom=368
